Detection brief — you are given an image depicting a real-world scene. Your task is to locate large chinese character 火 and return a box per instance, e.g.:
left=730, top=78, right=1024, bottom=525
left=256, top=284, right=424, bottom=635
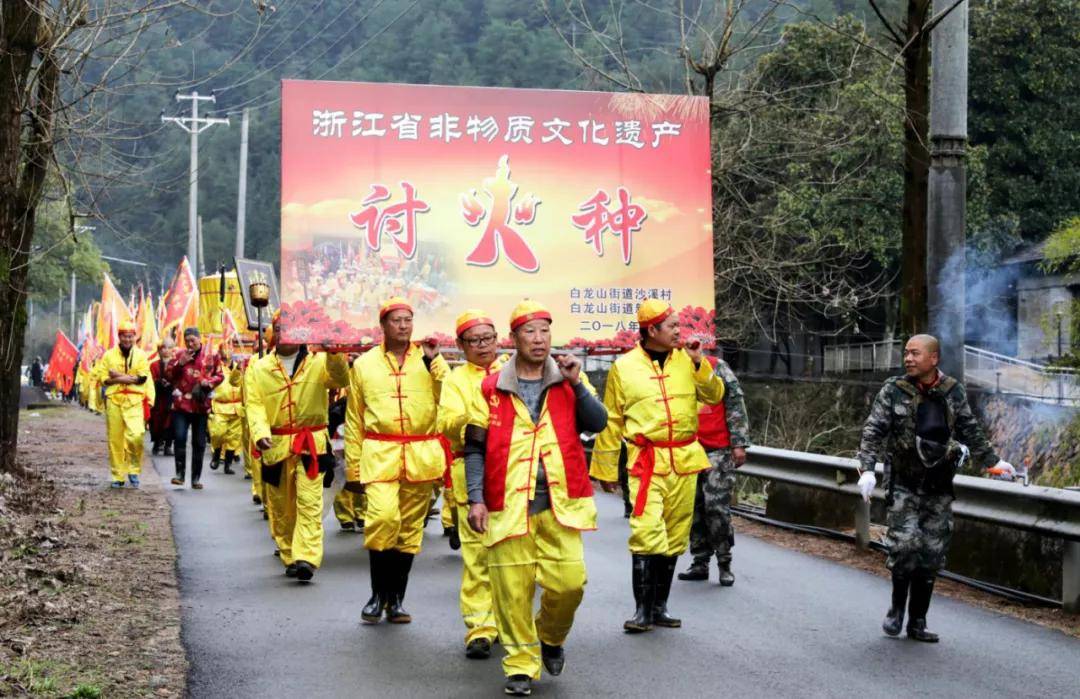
left=459, top=155, right=541, bottom=273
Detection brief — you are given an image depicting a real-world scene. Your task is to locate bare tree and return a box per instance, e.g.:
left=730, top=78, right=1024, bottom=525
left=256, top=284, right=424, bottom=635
left=0, top=0, right=262, bottom=473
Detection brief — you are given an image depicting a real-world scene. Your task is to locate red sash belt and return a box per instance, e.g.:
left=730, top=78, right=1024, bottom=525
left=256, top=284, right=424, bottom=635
left=630, top=434, right=697, bottom=517
left=271, top=424, right=328, bottom=479
left=366, top=432, right=455, bottom=478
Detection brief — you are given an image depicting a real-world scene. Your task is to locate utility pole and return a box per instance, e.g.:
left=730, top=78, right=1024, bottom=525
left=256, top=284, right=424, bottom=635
left=927, top=1, right=967, bottom=380
left=236, top=107, right=250, bottom=259
left=197, top=215, right=205, bottom=278
left=161, top=91, right=229, bottom=279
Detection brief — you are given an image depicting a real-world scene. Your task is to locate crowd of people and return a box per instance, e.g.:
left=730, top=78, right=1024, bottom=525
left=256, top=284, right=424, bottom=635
left=90, top=295, right=1016, bottom=696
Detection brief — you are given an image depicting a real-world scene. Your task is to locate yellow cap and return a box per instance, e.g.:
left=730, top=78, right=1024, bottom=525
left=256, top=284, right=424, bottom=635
left=456, top=309, right=495, bottom=337
left=379, top=296, right=413, bottom=321
left=117, top=320, right=136, bottom=334
left=637, top=299, right=673, bottom=328
left=509, top=299, right=552, bottom=332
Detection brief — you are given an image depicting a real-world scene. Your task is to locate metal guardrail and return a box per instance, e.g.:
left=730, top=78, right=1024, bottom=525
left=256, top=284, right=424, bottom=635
left=741, top=446, right=1080, bottom=612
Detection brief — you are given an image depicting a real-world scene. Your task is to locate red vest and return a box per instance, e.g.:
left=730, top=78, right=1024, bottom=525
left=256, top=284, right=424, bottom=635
left=696, top=356, right=730, bottom=450
left=481, top=374, right=594, bottom=511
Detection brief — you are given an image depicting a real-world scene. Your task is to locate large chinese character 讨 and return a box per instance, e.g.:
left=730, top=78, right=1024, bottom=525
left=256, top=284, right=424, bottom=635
left=348, top=182, right=430, bottom=260
left=570, top=187, right=648, bottom=264
left=460, top=155, right=542, bottom=273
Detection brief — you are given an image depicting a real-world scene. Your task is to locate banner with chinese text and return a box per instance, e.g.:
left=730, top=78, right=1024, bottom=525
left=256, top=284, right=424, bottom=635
left=45, top=330, right=78, bottom=394
left=280, top=80, right=715, bottom=347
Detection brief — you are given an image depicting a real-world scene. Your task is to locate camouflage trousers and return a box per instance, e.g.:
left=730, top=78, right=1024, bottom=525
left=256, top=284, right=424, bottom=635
left=884, top=485, right=954, bottom=575
left=688, top=449, right=737, bottom=564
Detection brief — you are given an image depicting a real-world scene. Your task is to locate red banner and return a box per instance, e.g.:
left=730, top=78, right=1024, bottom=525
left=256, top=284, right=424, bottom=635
left=44, top=330, right=78, bottom=394
left=160, top=256, right=198, bottom=340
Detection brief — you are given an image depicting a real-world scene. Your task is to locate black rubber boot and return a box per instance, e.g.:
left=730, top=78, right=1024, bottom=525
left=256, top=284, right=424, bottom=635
left=386, top=551, right=413, bottom=624
left=210, top=448, right=221, bottom=470
left=677, top=557, right=709, bottom=581
left=652, top=555, right=682, bottom=628
left=361, top=550, right=386, bottom=624
left=223, top=450, right=236, bottom=475
left=541, top=642, right=565, bottom=676
left=883, top=571, right=909, bottom=636
left=906, top=570, right=940, bottom=643
left=717, top=559, right=735, bottom=587
left=623, top=554, right=654, bottom=633
left=465, top=637, right=492, bottom=659
left=295, top=560, right=315, bottom=582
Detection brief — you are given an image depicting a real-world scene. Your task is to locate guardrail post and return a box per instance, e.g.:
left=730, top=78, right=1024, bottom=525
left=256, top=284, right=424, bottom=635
left=1065, top=539, right=1080, bottom=614
left=855, top=498, right=871, bottom=550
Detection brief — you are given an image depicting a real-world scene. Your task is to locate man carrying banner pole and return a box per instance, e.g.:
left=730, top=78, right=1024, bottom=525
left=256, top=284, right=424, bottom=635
left=591, top=299, right=725, bottom=634
left=464, top=301, right=607, bottom=696
left=344, top=297, right=451, bottom=625
left=436, top=309, right=506, bottom=660
left=246, top=314, right=349, bottom=582
left=94, top=321, right=155, bottom=488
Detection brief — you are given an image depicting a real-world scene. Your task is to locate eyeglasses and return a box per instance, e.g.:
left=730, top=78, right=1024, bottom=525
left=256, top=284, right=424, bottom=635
left=463, top=334, right=497, bottom=348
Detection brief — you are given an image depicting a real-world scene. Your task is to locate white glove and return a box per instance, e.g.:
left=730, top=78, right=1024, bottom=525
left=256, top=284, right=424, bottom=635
left=991, top=460, right=1016, bottom=481
left=858, top=472, right=876, bottom=502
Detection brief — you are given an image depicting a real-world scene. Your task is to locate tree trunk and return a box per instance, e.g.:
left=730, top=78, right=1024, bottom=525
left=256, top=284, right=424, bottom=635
left=0, top=1, right=54, bottom=473
left=899, top=0, right=932, bottom=336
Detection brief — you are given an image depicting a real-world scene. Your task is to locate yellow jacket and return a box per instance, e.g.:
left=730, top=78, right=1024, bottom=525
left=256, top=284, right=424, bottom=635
left=591, top=345, right=724, bottom=482
left=437, top=355, right=508, bottom=503
left=245, top=349, right=349, bottom=465
left=212, top=363, right=245, bottom=417
left=344, top=344, right=450, bottom=484
left=93, top=347, right=155, bottom=410
left=466, top=358, right=599, bottom=546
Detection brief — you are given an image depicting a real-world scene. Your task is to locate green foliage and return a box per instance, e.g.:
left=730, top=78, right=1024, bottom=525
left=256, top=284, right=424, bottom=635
left=1040, top=216, right=1080, bottom=274
left=970, top=0, right=1080, bottom=240
left=27, top=197, right=107, bottom=303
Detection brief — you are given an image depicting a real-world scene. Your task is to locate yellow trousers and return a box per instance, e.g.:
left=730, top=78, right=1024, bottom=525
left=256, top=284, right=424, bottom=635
left=333, top=488, right=366, bottom=525
left=241, top=423, right=264, bottom=501
left=441, top=486, right=455, bottom=529
left=264, top=457, right=325, bottom=568
left=363, top=480, right=432, bottom=554
left=209, top=412, right=243, bottom=453
left=488, top=508, right=586, bottom=679
left=456, top=503, right=497, bottom=646
left=105, top=402, right=144, bottom=482
left=628, top=469, right=696, bottom=556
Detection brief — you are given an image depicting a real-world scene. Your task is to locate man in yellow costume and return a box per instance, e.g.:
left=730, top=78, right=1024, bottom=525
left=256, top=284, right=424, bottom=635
left=591, top=299, right=724, bottom=634
left=209, top=344, right=244, bottom=475
left=95, top=322, right=155, bottom=488
left=344, top=297, right=451, bottom=625
left=464, top=300, right=607, bottom=697
left=246, top=314, right=349, bottom=582
left=436, top=309, right=506, bottom=660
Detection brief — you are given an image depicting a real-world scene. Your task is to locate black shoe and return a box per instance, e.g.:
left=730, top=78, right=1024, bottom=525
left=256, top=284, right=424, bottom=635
left=651, top=555, right=682, bottom=628
left=244, top=473, right=253, bottom=480
left=717, top=561, right=735, bottom=587
left=252, top=494, right=262, bottom=505
left=541, top=642, right=565, bottom=676
left=447, top=526, right=461, bottom=551
left=883, top=572, right=909, bottom=637
left=262, top=509, right=269, bottom=520
left=504, top=675, right=532, bottom=696
left=677, top=559, right=709, bottom=581
left=295, top=560, right=315, bottom=582
left=906, top=571, right=939, bottom=642
left=906, top=618, right=940, bottom=643
left=341, top=521, right=355, bottom=532
left=223, top=464, right=235, bottom=475
left=623, top=554, right=654, bottom=633
left=354, top=519, right=365, bottom=532
left=465, top=637, right=492, bottom=659
left=361, top=550, right=386, bottom=624
left=285, top=563, right=298, bottom=578
left=210, top=454, right=221, bottom=471
left=164, top=445, right=173, bottom=456
left=152, top=443, right=162, bottom=455
left=385, top=551, right=413, bottom=624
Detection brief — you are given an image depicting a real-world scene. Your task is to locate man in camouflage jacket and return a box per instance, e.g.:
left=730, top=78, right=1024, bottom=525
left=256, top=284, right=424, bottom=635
left=679, top=355, right=750, bottom=586
left=857, top=334, right=1016, bottom=643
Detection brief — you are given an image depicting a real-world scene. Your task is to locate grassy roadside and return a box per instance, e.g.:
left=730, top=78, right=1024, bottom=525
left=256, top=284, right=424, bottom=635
left=0, top=406, right=185, bottom=697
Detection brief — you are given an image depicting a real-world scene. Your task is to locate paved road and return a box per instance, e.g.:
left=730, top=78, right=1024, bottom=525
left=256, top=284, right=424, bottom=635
left=153, top=454, right=1080, bottom=698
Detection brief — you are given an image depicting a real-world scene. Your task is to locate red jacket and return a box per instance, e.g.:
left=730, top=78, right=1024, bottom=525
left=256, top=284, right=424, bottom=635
left=165, top=346, right=223, bottom=414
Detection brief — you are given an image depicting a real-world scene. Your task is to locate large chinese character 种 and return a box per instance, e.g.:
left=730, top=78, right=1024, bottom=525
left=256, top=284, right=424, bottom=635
left=570, top=187, right=647, bottom=264
left=460, top=155, right=541, bottom=273
left=348, top=182, right=430, bottom=260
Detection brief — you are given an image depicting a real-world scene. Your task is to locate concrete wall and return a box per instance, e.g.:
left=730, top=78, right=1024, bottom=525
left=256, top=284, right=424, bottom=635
left=1017, top=273, right=1078, bottom=361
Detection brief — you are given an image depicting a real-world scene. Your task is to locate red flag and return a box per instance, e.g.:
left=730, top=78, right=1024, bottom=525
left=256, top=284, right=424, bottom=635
left=160, top=257, right=198, bottom=340
left=44, top=331, right=79, bottom=394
